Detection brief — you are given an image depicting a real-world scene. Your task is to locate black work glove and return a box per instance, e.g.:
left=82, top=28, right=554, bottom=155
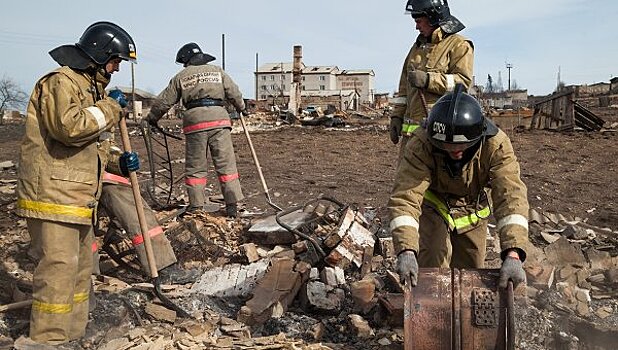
left=389, top=117, right=403, bottom=144
left=108, top=89, right=128, bottom=108
left=119, top=151, right=140, bottom=176
left=499, top=256, right=526, bottom=289
left=407, top=70, right=429, bottom=89
left=396, top=250, right=419, bottom=287
left=143, top=116, right=159, bottom=129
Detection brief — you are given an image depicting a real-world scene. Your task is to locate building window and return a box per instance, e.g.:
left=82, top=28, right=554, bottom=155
left=261, top=76, right=266, bottom=81
left=271, top=84, right=277, bottom=90
left=301, top=85, right=305, bottom=90
left=281, top=84, right=286, bottom=90
left=281, top=75, right=285, bottom=81
left=261, top=95, right=267, bottom=100
left=261, top=85, right=267, bottom=91
left=302, top=76, right=305, bottom=81
left=319, top=76, right=325, bottom=81
left=319, top=85, right=325, bottom=90
left=270, top=75, right=275, bottom=81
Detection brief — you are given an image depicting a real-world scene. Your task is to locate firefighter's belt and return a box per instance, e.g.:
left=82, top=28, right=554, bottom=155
left=185, top=98, right=225, bottom=109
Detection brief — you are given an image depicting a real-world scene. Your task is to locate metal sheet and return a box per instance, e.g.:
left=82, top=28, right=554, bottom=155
left=410, top=268, right=453, bottom=350
left=406, top=268, right=521, bottom=349
left=459, top=269, right=507, bottom=350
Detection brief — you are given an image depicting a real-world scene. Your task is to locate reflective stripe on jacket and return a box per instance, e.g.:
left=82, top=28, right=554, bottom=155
left=388, top=127, right=529, bottom=255
left=16, top=67, right=121, bottom=225
left=146, top=64, right=245, bottom=134
left=423, top=190, right=490, bottom=230
left=401, top=120, right=421, bottom=135
left=391, top=28, right=474, bottom=134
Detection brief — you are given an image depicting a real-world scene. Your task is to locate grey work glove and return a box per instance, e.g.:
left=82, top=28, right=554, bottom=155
left=499, top=256, right=526, bottom=289
left=389, top=117, right=403, bottom=144
left=396, top=250, right=419, bottom=287
left=407, top=70, right=429, bottom=89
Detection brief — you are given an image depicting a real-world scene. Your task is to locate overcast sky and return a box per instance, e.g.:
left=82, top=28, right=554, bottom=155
left=0, top=0, right=614, bottom=99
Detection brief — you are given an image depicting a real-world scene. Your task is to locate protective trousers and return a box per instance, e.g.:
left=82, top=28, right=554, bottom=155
left=28, top=218, right=93, bottom=345
left=417, top=204, right=488, bottom=268
left=184, top=128, right=244, bottom=208
left=99, top=184, right=177, bottom=274
left=397, top=136, right=412, bottom=163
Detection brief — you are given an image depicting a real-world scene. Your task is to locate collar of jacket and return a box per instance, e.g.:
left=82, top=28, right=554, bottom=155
left=95, top=69, right=111, bottom=88
left=415, top=27, right=447, bottom=46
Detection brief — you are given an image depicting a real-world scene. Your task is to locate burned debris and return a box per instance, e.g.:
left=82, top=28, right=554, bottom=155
left=1, top=110, right=617, bottom=349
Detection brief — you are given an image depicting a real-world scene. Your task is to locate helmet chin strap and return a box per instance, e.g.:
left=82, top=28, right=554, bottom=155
left=442, top=138, right=482, bottom=178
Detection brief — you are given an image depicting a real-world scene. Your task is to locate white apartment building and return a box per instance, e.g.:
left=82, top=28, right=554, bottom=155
left=255, top=62, right=375, bottom=105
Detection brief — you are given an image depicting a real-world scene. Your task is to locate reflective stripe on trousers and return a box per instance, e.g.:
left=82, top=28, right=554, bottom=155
left=17, top=199, right=93, bottom=220
left=28, top=218, right=93, bottom=344
left=185, top=128, right=244, bottom=205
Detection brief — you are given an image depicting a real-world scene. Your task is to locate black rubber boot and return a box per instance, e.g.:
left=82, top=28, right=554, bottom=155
left=225, top=203, right=238, bottom=218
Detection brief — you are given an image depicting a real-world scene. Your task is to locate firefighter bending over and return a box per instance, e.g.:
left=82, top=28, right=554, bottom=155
left=389, top=84, right=529, bottom=289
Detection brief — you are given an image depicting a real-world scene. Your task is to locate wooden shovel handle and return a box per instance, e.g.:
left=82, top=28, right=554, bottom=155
left=118, top=116, right=158, bottom=278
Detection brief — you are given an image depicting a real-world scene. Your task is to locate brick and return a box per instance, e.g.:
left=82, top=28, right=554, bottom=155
left=237, top=257, right=306, bottom=325
left=299, top=281, right=345, bottom=314
left=191, top=260, right=269, bottom=298
left=144, top=302, right=176, bottom=323
left=247, top=211, right=313, bottom=245
left=378, top=237, right=395, bottom=258
left=350, top=279, right=375, bottom=311
left=320, top=267, right=338, bottom=286
left=240, top=243, right=260, bottom=263
left=324, top=211, right=375, bottom=269
left=347, top=314, right=375, bottom=339
left=525, top=260, right=555, bottom=290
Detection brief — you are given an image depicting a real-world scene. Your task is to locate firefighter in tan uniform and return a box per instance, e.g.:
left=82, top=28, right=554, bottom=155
left=390, top=0, right=474, bottom=151
left=145, top=43, right=245, bottom=218
left=16, top=22, right=138, bottom=345
left=389, top=85, right=529, bottom=289
left=97, top=170, right=199, bottom=284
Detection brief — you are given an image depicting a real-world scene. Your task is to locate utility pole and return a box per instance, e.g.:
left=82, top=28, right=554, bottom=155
left=505, top=62, right=513, bottom=91
left=221, top=34, right=226, bottom=71
left=255, top=52, right=259, bottom=101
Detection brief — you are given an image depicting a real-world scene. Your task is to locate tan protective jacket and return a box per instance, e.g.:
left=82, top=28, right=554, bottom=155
left=388, top=127, right=529, bottom=256
left=17, top=67, right=122, bottom=225
left=146, top=64, right=245, bottom=134
left=392, top=28, right=474, bottom=132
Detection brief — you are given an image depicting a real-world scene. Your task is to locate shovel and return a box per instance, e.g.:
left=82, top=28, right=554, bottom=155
left=118, top=115, right=191, bottom=318
left=238, top=111, right=282, bottom=211
left=403, top=283, right=413, bottom=350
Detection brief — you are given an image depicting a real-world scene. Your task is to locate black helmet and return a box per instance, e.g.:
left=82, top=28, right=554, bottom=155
left=405, top=0, right=465, bottom=34
left=76, top=21, right=137, bottom=65
left=426, top=84, right=485, bottom=152
left=176, top=42, right=215, bottom=66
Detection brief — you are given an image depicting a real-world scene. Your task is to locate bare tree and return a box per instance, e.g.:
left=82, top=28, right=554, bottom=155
left=0, top=76, right=28, bottom=124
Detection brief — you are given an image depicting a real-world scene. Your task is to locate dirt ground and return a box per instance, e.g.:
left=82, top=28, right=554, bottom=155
left=0, top=109, right=617, bottom=348
left=2, top=112, right=616, bottom=229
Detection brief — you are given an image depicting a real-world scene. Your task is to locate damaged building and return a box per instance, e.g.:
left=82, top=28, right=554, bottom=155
left=254, top=46, right=376, bottom=112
